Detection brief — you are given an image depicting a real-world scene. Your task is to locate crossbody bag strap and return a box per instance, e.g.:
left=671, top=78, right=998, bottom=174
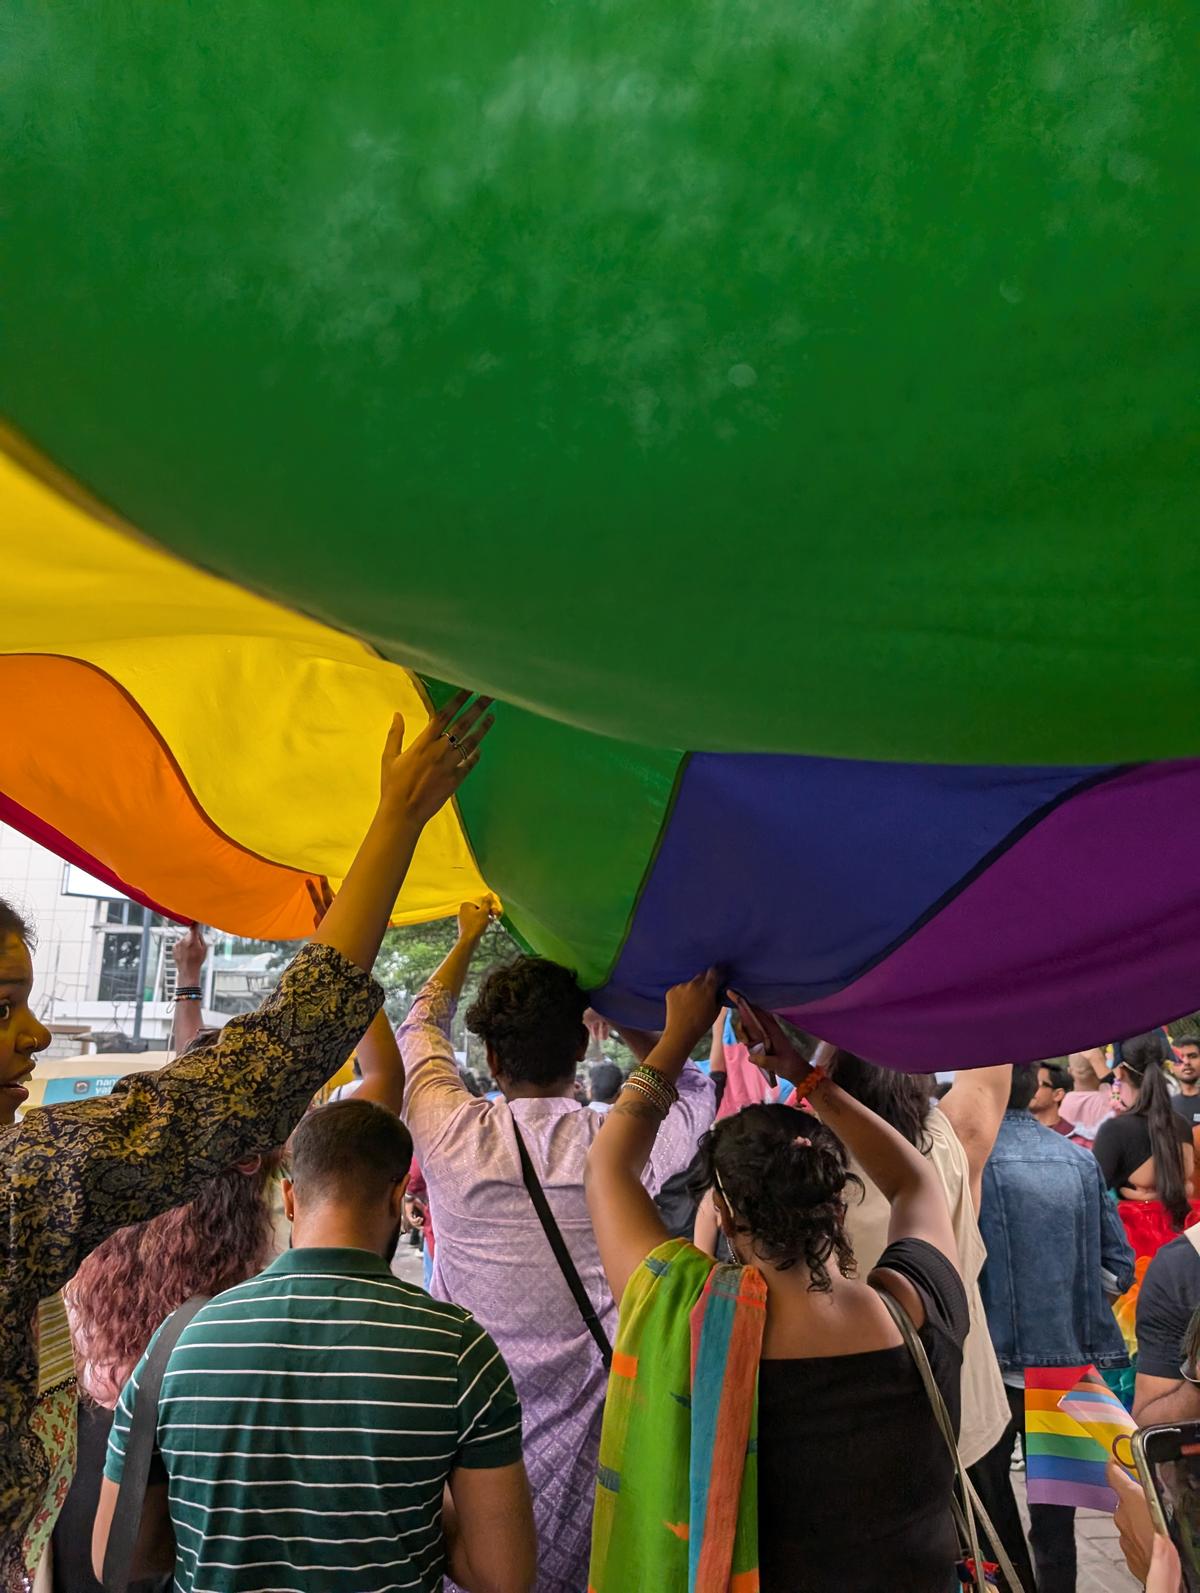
left=510, top=1119, right=613, bottom=1369
left=102, top=1295, right=209, bottom=1593
left=875, top=1287, right=1025, bottom=1593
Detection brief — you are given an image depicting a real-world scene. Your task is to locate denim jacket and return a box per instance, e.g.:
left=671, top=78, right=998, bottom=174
left=979, top=1111, right=1135, bottom=1372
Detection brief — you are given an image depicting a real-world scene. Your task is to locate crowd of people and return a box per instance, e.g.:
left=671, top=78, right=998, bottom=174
left=2, top=693, right=1199, bottom=1592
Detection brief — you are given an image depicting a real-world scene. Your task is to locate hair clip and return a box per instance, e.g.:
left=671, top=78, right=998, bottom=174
left=792, top=1134, right=811, bottom=1148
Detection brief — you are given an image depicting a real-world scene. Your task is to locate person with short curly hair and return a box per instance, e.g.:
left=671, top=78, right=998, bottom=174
left=585, top=972, right=970, bottom=1593
left=465, top=955, right=594, bottom=1089
left=398, top=906, right=715, bottom=1593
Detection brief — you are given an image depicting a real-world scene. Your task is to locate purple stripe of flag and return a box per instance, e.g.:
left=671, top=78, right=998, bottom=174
left=1027, top=1480, right=1117, bottom=1512
left=786, top=761, right=1200, bottom=1068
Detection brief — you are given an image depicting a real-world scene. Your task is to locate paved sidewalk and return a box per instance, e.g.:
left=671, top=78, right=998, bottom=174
left=392, top=1235, right=426, bottom=1288
left=1012, top=1472, right=1139, bottom=1591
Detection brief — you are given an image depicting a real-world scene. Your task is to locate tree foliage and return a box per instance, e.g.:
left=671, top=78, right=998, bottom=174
left=375, top=916, right=519, bottom=1054
left=226, top=917, right=688, bottom=1079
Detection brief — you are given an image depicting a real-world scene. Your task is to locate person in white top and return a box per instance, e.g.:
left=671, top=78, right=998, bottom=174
left=587, top=1062, right=624, bottom=1115
left=830, top=1051, right=1035, bottom=1593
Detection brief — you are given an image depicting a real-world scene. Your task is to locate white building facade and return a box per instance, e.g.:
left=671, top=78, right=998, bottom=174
left=1, top=823, right=278, bottom=1057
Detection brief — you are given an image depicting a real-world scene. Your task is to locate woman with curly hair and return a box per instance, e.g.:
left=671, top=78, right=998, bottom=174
left=51, top=1157, right=279, bottom=1591
left=585, top=973, right=970, bottom=1593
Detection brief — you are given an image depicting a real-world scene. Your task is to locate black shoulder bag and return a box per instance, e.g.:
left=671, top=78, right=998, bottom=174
left=102, top=1295, right=209, bottom=1593
left=510, top=1120, right=613, bottom=1370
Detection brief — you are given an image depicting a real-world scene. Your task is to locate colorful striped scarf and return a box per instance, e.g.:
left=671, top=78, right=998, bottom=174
left=589, top=1239, right=766, bottom=1593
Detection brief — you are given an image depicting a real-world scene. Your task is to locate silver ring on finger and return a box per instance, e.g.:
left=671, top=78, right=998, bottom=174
left=443, top=731, right=461, bottom=752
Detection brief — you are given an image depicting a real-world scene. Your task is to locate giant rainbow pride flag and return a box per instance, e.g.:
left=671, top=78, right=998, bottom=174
left=2, top=2, right=1197, bottom=1069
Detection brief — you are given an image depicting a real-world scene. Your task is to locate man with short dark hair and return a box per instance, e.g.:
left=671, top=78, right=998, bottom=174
left=979, top=1064, right=1135, bottom=1593
left=1030, top=1060, right=1073, bottom=1134
left=1171, top=1035, right=1200, bottom=1129
left=399, top=903, right=714, bottom=1593
left=587, top=1062, right=624, bottom=1114
left=94, top=1099, right=535, bottom=1593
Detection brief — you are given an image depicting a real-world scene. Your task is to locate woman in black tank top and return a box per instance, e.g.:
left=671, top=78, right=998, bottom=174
left=586, top=976, right=971, bottom=1593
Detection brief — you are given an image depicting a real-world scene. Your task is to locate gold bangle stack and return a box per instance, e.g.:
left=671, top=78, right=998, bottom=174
left=620, top=1064, right=679, bottom=1118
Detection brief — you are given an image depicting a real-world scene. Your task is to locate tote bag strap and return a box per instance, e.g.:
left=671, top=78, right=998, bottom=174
left=102, top=1294, right=209, bottom=1592
left=875, top=1286, right=1025, bottom=1593
left=511, top=1119, right=613, bottom=1369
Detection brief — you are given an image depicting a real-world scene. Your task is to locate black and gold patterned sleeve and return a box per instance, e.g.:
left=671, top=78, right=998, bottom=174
left=0, top=936, right=380, bottom=1561
left=0, top=941, right=381, bottom=1563
left=9, top=941, right=382, bottom=1301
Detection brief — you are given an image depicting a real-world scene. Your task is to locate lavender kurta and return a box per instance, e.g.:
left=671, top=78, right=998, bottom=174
left=399, top=979, right=715, bottom=1593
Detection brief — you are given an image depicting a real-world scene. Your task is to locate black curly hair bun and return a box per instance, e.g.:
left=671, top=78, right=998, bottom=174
left=689, top=1104, right=861, bottom=1291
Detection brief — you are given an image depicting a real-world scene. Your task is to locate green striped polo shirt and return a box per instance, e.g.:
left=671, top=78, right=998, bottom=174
left=105, top=1247, right=523, bottom=1593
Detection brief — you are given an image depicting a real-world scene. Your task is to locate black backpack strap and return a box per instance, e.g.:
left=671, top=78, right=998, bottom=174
left=102, top=1295, right=209, bottom=1593
left=510, top=1119, right=613, bottom=1370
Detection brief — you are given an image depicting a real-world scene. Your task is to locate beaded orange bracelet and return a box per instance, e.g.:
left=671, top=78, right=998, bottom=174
left=791, top=1064, right=828, bottom=1101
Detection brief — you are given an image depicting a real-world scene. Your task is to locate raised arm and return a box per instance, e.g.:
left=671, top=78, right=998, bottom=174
left=936, top=1064, right=1013, bottom=1211
left=169, top=923, right=207, bottom=1055
left=312, top=694, right=493, bottom=974
left=586, top=972, right=723, bottom=1303
left=432, top=899, right=499, bottom=1002
left=611, top=1023, right=656, bottom=1064
left=816, top=1069, right=956, bottom=1263
left=593, top=1013, right=716, bottom=1192
left=307, top=879, right=406, bottom=1115
left=346, top=1010, right=404, bottom=1115
left=1079, top=1046, right=1112, bottom=1082
left=735, top=1002, right=956, bottom=1257
left=398, top=900, right=498, bottom=1139
left=707, top=1011, right=729, bottom=1112
left=10, top=693, right=496, bottom=1302
left=731, top=997, right=959, bottom=1323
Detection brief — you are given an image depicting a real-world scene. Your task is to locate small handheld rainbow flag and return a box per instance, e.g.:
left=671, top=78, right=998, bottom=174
left=1024, top=1366, right=1137, bottom=1512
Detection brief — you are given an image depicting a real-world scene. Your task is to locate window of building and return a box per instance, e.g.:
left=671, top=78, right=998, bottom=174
left=97, top=931, right=145, bottom=1002
left=101, top=900, right=147, bottom=927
